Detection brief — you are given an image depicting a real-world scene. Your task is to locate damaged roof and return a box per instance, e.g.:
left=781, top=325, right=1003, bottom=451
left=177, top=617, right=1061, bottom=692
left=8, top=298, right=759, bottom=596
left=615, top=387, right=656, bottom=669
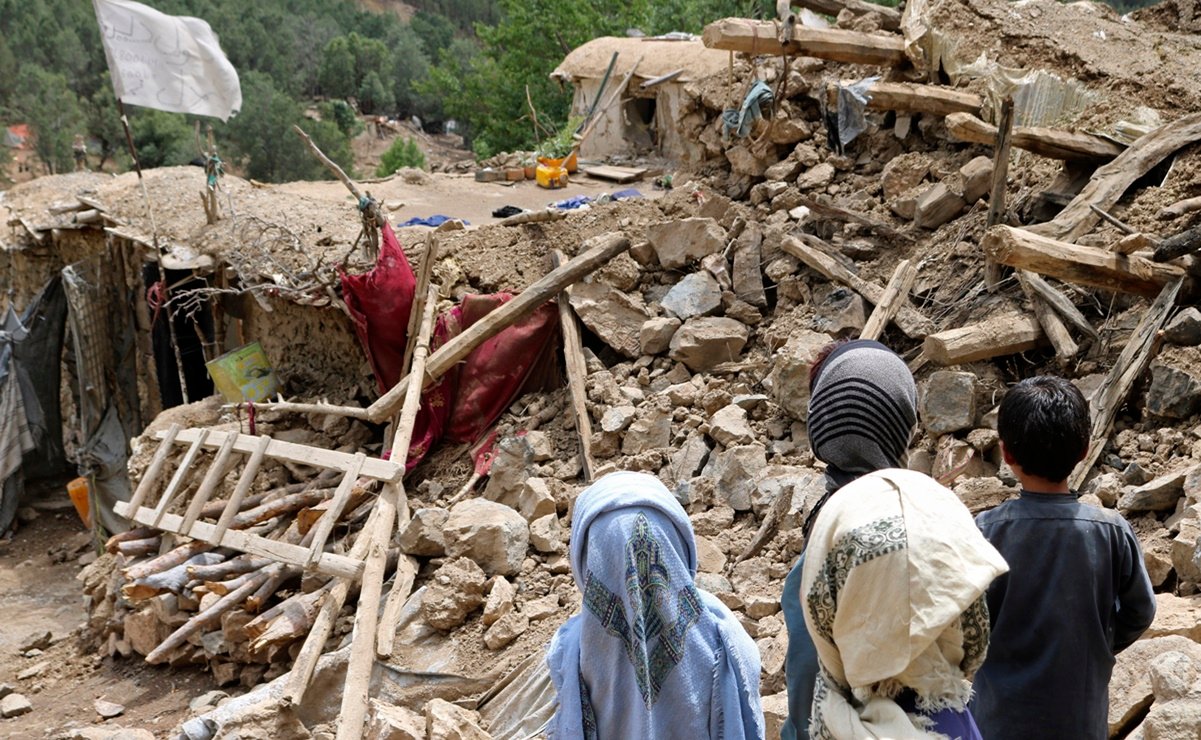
left=551, top=36, right=730, bottom=84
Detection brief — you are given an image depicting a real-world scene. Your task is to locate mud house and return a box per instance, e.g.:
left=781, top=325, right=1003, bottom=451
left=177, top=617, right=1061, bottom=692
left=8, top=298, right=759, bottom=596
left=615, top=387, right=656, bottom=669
left=551, top=36, right=728, bottom=162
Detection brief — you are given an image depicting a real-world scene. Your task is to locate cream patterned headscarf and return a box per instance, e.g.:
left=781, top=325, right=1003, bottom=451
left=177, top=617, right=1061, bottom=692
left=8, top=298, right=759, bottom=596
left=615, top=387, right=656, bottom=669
left=800, top=469, right=1008, bottom=739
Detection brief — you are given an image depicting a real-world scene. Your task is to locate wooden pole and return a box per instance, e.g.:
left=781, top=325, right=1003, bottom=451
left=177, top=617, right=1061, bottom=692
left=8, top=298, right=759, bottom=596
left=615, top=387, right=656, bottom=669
left=552, top=250, right=596, bottom=482
left=860, top=259, right=917, bottom=341
left=293, top=125, right=385, bottom=258
left=1018, top=273, right=1077, bottom=364
left=985, top=98, right=1014, bottom=291
left=366, top=233, right=631, bottom=422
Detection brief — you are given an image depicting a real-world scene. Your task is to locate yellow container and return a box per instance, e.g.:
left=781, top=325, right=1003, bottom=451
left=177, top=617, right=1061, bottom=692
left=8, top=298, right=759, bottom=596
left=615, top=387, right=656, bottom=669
left=67, top=477, right=91, bottom=527
left=536, top=160, right=569, bottom=189
left=205, top=342, right=280, bottom=403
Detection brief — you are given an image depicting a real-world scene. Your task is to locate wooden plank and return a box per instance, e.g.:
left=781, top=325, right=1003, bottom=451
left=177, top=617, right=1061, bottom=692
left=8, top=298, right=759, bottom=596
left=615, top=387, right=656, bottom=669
left=853, top=80, right=981, bottom=118
left=944, top=112, right=1124, bottom=162
left=154, top=428, right=402, bottom=482
left=1020, top=272, right=1100, bottom=342
left=304, top=453, right=367, bottom=567
left=780, top=235, right=936, bottom=338
left=179, top=431, right=239, bottom=533
left=553, top=250, right=596, bottom=482
left=923, top=313, right=1045, bottom=365
left=1031, top=112, right=1201, bottom=243
left=982, top=225, right=1185, bottom=298
left=1069, top=279, right=1182, bottom=489
left=367, top=233, right=632, bottom=422
left=860, top=259, right=917, bottom=341
left=127, top=423, right=181, bottom=512
left=1114, top=232, right=1154, bottom=255
left=151, top=430, right=210, bottom=528
left=120, top=504, right=363, bottom=579
left=211, top=435, right=273, bottom=544
left=1019, top=273, right=1077, bottom=364
left=985, top=98, right=1015, bottom=290
left=798, top=196, right=906, bottom=240
left=583, top=165, right=647, bottom=183
left=702, top=18, right=907, bottom=66
left=402, top=233, right=438, bottom=374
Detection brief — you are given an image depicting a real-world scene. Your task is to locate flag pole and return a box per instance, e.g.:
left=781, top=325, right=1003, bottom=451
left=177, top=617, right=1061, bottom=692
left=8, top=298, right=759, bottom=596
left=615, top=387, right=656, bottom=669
left=115, top=98, right=192, bottom=405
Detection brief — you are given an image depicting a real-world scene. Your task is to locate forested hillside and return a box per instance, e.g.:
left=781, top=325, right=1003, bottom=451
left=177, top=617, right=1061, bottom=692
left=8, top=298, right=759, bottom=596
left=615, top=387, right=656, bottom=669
left=0, top=0, right=1163, bottom=183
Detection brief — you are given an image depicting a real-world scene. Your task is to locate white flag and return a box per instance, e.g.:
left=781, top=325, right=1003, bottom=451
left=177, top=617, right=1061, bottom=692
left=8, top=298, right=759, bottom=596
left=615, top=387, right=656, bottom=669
left=93, top=0, right=242, bottom=121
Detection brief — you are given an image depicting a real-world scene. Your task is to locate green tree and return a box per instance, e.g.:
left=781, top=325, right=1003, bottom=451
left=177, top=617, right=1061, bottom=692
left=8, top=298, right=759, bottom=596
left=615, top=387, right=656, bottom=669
left=318, top=99, right=362, bottom=137
left=130, top=110, right=195, bottom=169
left=411, top=11, right=456, bottom=59
left=84, top=82, right=128, bottom=171
left=15, top=67, right=85, bottom=174
left=376, top=137, right=426, bottom=176
left=358, top=70, right=395, bottom=115
left=318, top=36, right=358, bottom=100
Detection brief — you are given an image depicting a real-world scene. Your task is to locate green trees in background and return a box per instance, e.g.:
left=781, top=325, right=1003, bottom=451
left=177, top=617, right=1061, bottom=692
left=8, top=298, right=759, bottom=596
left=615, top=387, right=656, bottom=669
left=377, top=137, right=427, bottom=176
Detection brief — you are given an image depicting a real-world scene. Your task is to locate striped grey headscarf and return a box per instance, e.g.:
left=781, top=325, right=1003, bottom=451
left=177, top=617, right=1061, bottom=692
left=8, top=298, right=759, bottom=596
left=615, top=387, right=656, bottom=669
left=807, top=339, right=917, bottom=490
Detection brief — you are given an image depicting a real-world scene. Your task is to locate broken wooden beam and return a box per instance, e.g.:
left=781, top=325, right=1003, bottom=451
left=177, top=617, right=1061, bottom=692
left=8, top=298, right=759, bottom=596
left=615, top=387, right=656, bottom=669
left=944, top=112, right=1125, bottom=162
left=984, top=98, right=1015, bottom=290
left=1031, top=112, right=1201, bottom=243
left=860, top=259, right=917, bottom=341
left=367, top=233, right=632, bottom=422
left=1152, top=225, right=1201, bottom=263
left=553, top=250, right=596, bottom=482
left=923, top=313, right=1045, bottom=365
left=1161, top=195, right=1201, bottom=220
left=1018, top=272, right=1100, bottom=342
left=701, top=18, right=907, bottom=66
left=1114, top=233, right=1155, bottom=256
left=1069, top=278, right=1182, bottom=489
left=781, top=235, right=936, bottom=338
left=1018, top=272, right=1077, bottom=364
left=982, top=225, right=1185, bottom=298
left=850, top=80, right=981, bottom=118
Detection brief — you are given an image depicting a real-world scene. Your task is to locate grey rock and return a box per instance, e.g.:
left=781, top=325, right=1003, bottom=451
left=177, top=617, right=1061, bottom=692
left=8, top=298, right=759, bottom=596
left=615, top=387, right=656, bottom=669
left=921, top=371, right=977, bottom=436
left=1172, top=519, right=1201, bottom=585
left=622, top=404, right=672, bottom=455
left=1083, top=472, right=1124, bottom=508
left=695, top=572, right=734, bottom=595
left=768, top=329, right=833, bottom=421
left=482, top=576, right=515, bottom=626
left=1164, top=307, right=1201, bottom=346
left=420, top=558, right=488, bottom=631
left=368, top=700, right=425, bottom=740
left=188, top=690, right=229, bottom=712
left=399, top=508, right=449, bottom=557
left=796, top=162, right=835, bottom=190
left=1147, top=350, right=1201, bottom=418
left=1123, top=462, right=1152, bottom=486
left=482, top=435, right=531, bottom=505
left=600, top=405, right=637, bottom=433
left=669, top=317, right=749, bottom=372
left=647, top=218, right=728, bottom=270
left=94, top=699, right=125, bottom=718
left=661, top=272, right=723, bottom=321
left=704, top=444, right=768, bottom=511
left=1109, top=636, right=1201, bottom=735
left=1119, top=468, right=1193, bottom=513
left=733, top=222, right=768, bottom=308
left=639, top=317, right=681, bottom=355
left=812, top=285, right=866, bottom=337
left=709, top=404, right=756, bottom=447
left=528, top=513, right=563, bottom=553
left=0, top=693, right=31, bottom=718
left=669, top=433, right=712, bottom=482
left=568, top=281, right=651, bottom=358
left=483, top=610, right=529, bottom=651
left=426, top=698, right=491, bottom=739
left=1149, top=651, right=1200, bottom=702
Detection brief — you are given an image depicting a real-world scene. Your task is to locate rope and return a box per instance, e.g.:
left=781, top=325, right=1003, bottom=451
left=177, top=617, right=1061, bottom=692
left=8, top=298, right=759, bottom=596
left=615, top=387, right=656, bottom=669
left=147, top=280, right=166, bottom=324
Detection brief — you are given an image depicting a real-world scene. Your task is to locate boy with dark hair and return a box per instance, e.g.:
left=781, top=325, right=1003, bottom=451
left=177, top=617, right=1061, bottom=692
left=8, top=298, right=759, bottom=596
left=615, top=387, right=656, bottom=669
left=972, top=375, right=1157, bottom=739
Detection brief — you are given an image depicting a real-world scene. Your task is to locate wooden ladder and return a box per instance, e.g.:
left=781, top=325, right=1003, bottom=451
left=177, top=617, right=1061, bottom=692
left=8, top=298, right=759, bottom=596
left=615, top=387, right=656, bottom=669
left=113, top=425, right=404, bottom=580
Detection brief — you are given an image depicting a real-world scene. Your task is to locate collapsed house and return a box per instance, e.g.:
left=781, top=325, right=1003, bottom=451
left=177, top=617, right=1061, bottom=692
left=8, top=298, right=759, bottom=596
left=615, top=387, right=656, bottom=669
left=5, top=0, right=1201, bottom=737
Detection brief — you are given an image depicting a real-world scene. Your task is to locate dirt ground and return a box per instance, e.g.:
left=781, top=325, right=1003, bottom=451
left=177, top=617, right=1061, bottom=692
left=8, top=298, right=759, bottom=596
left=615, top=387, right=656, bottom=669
left=0, top=490, right=216, bottom=740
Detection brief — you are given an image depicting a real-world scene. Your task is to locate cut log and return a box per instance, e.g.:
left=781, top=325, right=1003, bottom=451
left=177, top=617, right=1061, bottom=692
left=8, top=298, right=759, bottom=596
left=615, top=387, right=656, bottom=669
left=247, top=582, right=331, bottom=654
left=498, top=208, right=567, bottom=227
left=106, top=527, right=159, bottom=553
left=860, top=260, right=917, bottom=341
left=116, top=537, right=161, bottom=558
left=123, top=541, right=213, bottom=582
left=1030, top=112, right=1201, bottom=243
left=944, top=112, right=1124, bottom=162
left=1153, top=225, right=1201, bottom=263
left=1019, top=272, right=1077, bottom=364
left=367, top=233, right=631, bottom=422
left=851, top=80, right=981, bottom=117
left=982, top=225, right=1185, bottom=298
left=187, top=555, right=271, bottom=582
left=701, top=18, right=907, bottom=66
left=780, top=235, right=936, bottom=338
left=145, top=566, right=275, bottom=664
left=1069, top=279, right=1182, bottom=489
left=793, top=0, right=900, bottom=30
left=553, top=250, right=596, bottom=483
left=123, top=552, right=225, bottom=601
left=923, top=313, right=1045, bottom=365
left=798, top=196, right=907, bottom=239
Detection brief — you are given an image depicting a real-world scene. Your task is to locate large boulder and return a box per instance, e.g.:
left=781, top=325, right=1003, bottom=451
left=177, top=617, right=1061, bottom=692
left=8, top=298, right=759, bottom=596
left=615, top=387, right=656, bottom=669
left=768, top=329, right=833, bottom=421
left=1144, top=594, right=1201, bottom=642
left=669, top=317, right=750, bottom=372
left=1109, top=636, right=1201, bottom=735
left=703, top=444, right=768, bottom=511
left=1146, top=347, right=1201, bottom=419
left=443, top=500, right=530, bottom=577
left=419, top=558, right=488, bottom=631
left=567, top=281, right=651, bottom=358
left=647, top=218, right=727, bottom=270
left=639, top=317, right=681, bottom=355
left=708, top=404, right=756, bottom=447
left=661, top=272, right=723, bottom=321
left=921, top=371, right=976, bottom=436
left=1120, top=468, right=1193, bottom=514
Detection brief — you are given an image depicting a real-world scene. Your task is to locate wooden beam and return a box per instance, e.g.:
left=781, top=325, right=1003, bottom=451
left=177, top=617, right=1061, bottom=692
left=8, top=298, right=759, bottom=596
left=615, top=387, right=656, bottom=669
left=155, top=428, right=402, bottom=483
left=701, top=18, right=907, bottom=66
left=982, top=225, right=1185, bottom=298
left=1019, top=272, right=1100, bottom=342
left=553, top=250, right=596, bottom=483
left=1069, top=279, right=1182, bottom=489
left=1018, top=272, right=1077, bottom=364
left=1030, top=112, right=1201, bottom=243
left=366, top=233, right=631, bottom=423
left=860, top=259, right=917, bottom=341
left=1152, top=225, right=1201, bottom=263
left=984, top=98, right=1015, bottom=290
left=923, top=313, right=1045, bottom=365
left=792, top=0, right=901, bottom=30
left=114, top=503, right=364, bottom=579
left=944, top=112, right=1124, bottom=162
left=1161, top=195, right=1201, bottom=220
left=780, top=235, right=936, bottom=338
left=851, top=80, right=981, bottom=117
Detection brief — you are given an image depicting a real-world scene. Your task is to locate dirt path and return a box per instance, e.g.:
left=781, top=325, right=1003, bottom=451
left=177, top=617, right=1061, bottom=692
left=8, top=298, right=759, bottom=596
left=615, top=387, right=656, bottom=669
left=0, top=497, right=215, bottom=739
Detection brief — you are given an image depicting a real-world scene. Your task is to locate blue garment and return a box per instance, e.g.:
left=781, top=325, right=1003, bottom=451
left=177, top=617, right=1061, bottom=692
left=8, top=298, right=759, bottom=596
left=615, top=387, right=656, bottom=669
left=895, top=690, right=982, bottom=740
left=971, top=491, right=1157, bottom=740
left=780, top=554, right=816, bottom=740
left=610, top=188, right=643, bottom=201
left=396, top=215, right=468, bottom=227
left=722, top=81, right=774, bottom=141
left=547, top=472, right=765, bottom=740
left=550, top=195, right=592, bottom=210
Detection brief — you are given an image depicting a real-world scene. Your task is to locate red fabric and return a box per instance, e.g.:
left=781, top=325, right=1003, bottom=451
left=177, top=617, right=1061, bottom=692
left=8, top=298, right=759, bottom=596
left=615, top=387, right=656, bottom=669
left=341, top=231, right=561, bottom=473
left=340, top=224, right=416, bottom=392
